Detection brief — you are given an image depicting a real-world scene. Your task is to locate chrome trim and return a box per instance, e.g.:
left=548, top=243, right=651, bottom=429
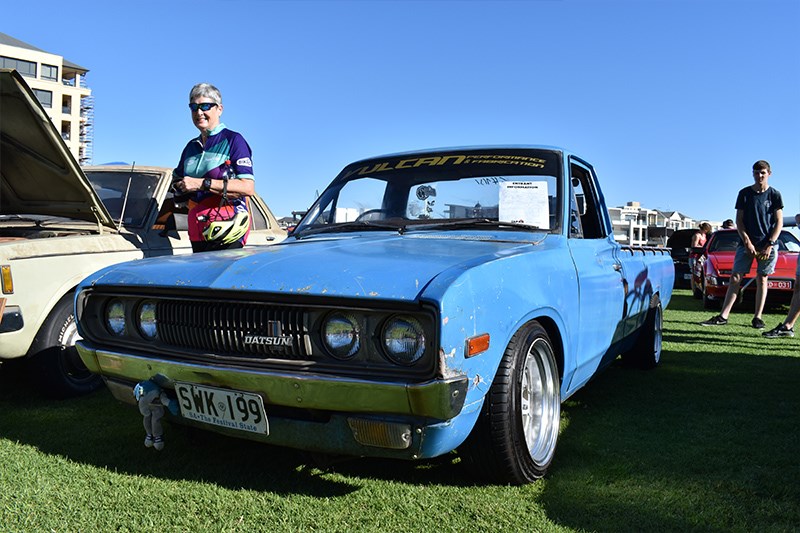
left=77, top=341, right=468, bottom=420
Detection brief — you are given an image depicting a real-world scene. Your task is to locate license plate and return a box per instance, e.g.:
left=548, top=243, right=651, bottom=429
left=683, top=273, right=692, bottom=280
left=768, top=280, right=793, bottom=290
left=175, top=382, right=268, bottom=434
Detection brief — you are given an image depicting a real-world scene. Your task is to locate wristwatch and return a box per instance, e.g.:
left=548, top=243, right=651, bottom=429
left=201, top=177, right=212, bottom=191
left=768, top=239, right=776, bottom=246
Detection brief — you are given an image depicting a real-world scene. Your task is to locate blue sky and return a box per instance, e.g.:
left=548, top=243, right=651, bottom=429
left=5, top=0, right=799, bottom=221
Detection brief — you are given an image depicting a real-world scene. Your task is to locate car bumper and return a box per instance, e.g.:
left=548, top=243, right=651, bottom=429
left=76, top=340, right=475, bottom=459
left=705, top=277, right=795, bottom=299
left=673, top=263, right=691, bottom=286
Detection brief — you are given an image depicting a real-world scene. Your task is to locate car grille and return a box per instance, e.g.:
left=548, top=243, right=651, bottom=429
left=156, top=299, right=312, bottom=360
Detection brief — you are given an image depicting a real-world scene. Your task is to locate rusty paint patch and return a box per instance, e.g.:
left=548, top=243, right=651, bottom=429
left=437, top=347, right=462, bottom=379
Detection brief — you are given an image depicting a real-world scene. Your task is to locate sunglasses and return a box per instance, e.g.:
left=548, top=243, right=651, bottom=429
left=189, top=102, right=218, bottom=112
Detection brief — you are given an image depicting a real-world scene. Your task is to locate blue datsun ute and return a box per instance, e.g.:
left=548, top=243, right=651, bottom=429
left=75, top=146, right=674, bottom=484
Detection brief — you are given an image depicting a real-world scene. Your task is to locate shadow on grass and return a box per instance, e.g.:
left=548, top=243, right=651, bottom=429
left=0, top=360, right=472, bottom=496
left=540, top=291, right=800, bottom=532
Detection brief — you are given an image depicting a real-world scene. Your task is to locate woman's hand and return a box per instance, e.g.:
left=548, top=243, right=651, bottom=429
left=175, top=177, right=203, bottom=193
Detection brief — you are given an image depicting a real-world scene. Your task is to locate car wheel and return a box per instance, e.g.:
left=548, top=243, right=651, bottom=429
left=622, top=296, right=662, bottom=370
left=29, top=294, right=102, bottom=398
left=702, top=287, right=719, bottom=310
left=692, top=276, right=703, bottom=299
left=460, top=320, right=561, bottom=484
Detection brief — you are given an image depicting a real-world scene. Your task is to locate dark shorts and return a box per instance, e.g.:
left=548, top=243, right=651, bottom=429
left=732, top=245, right=777, bottom=275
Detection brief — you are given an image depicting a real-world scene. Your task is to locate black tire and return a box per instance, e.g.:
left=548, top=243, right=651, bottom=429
left=702, top=287, right=719, bottom=310
left=28, top=294, right=102, bottom=398
left=460, top=321, right=561, bottom=484
left=692, top=276, right=703, bottom=299
left=622, top=297, right=662, bottom=370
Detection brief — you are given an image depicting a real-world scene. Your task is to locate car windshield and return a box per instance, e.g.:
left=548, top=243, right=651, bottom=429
left=295, top=149, right=562, bottom=237
left=709, top=230, right=800, bottom=253
left=84, top=170, right=160, bottom=227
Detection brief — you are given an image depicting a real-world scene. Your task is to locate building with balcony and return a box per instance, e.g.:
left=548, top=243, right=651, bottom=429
left=0, top=32, right=93, bottom=165
left=608, top=201, right=725, bottom=247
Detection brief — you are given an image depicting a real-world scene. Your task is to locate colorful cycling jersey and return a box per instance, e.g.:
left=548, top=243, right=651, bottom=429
left=173, top=124, right=254, bottom=244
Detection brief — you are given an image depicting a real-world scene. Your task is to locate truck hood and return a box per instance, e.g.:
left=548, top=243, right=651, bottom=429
left=0, top=69, right=115, bottom=229
left=86, top=233, right=544, bottom=301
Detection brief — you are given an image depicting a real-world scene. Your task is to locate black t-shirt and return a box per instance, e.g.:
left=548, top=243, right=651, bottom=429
left=734, top=185, right=783, bottom=247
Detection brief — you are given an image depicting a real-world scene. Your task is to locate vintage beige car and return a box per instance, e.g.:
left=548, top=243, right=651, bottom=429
left=0, top=69, right=286, bottom=397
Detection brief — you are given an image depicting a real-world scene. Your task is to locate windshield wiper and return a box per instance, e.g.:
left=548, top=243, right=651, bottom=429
left=406, top=218, right=542, bottom=232
left=293, top=220, right=406, bottom=239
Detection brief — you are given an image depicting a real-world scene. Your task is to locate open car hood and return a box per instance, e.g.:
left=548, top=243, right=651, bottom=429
left=0, top=69, right=115, bottom=229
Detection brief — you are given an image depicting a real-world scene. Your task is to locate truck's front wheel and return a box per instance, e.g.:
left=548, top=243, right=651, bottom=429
left=29, top=294, right=102, bottom=398
left=461, top=321, right=561, bottom=484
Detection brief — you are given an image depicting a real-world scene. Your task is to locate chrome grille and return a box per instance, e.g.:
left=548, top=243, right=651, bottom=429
left=156, top=300, right=310, bottom=359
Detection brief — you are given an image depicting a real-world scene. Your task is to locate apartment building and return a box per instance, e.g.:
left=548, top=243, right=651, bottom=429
left=608, top=201, right=704, bottom=246
left=0, top=32, right=92, bottom=164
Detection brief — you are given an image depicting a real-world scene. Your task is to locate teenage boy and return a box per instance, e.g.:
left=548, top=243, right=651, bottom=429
left=762, top=213, right=800, bottom=338
left=701, top=160, right=783, bottom=328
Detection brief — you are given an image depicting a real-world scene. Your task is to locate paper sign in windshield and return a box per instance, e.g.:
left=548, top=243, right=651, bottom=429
left=499, top=181, right=549, bottom=229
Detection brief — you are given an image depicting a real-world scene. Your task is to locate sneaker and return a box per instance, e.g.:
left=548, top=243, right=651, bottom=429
left=752, top=317, right=766, bottom=329
left=701, top=315, right=728, bottom=326
left=762, top=324, right=795, bottom=338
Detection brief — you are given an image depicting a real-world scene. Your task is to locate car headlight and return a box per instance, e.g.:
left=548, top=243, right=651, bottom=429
left=138, top=300, right=158, bottom=339
left=382, top=316, right=425, bottom=365
left=106, top=299, right=126, bottom=336
left=322, top=312, right=361, bottom=359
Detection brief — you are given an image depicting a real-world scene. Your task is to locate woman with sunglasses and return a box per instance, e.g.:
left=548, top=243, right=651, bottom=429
left=172, top=82, right=255, bottom=252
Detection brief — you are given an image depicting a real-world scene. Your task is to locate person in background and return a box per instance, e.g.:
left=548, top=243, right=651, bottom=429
left=701, top=160, right=783, bottom=328
left=762, top=212, right=800, bottom=338
left=722, top=218, right=735, bottom=229
left=689, top=222, right=712, bottom=287
left=172, top=83, right=255, bottom=253
left=691, top=222, right=712, bottom=248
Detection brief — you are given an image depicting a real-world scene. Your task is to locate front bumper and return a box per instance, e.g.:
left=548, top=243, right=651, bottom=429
left=76, top=340, right=475, bottom=459
left=705, top=276, right=795, bottom=299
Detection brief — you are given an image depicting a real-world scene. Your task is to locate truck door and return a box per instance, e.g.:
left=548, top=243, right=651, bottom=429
left=565, top=160, right=626, bottom=392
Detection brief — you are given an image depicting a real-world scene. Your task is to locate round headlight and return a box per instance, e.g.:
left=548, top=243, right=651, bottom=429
left=322, top=313, right=361, bottom=359
left=105, top=299, right=126, bottom=336
left=138, top=300, right=158, bottom=339
left=382, top=316, right=425, bottom=365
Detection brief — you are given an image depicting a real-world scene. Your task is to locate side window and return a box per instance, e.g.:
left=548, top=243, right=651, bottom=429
left=569, top=178, right=584, bottom=238
left=249, top=199, right=269, bottom=230
left=569, top=162, right=606, bottom=239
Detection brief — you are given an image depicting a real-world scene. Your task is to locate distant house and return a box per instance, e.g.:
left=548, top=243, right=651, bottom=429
left=0, top=32, right=93, bottom=165
left=607, top=201, right=717, bottom=246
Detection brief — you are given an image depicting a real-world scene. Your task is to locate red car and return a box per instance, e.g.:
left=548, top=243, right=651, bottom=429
left=692, top=229, right=800, bottom=308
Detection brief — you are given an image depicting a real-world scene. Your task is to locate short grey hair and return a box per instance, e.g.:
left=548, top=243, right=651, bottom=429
left=189, top=83, right=222, bottom=105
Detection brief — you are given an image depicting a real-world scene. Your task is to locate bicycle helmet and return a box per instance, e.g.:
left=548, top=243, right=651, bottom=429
left=201, top=210, right=251, bottom=244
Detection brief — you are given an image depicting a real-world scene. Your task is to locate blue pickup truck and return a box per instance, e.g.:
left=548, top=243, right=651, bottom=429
left=75, top=146, right=674, bottom=484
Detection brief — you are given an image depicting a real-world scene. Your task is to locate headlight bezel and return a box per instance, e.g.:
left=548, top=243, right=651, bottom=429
left=380, top=314, right=427, bottom=366
left=137, top=300, right=158, bottom=340
left=321, top=311, right=362, bottom=360
left=104, top=298, right=127, bottom=336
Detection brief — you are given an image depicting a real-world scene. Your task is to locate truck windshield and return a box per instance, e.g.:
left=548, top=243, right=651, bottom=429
left=295, top=149, right=562, bottom=236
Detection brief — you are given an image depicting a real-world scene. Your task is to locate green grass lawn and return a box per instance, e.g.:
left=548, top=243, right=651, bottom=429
left=1, top=289, right=798, bottom=532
